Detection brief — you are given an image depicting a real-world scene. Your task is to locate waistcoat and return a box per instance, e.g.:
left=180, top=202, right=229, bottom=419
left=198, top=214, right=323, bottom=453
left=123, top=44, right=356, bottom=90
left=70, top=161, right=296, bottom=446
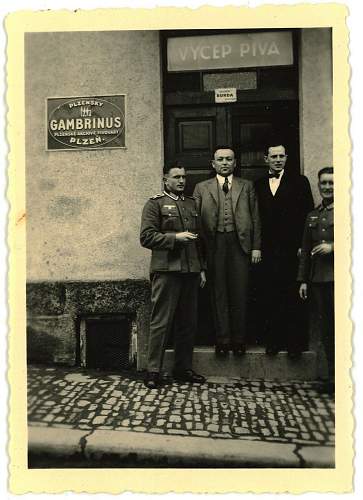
left=217, top=182, right=236, bottom=233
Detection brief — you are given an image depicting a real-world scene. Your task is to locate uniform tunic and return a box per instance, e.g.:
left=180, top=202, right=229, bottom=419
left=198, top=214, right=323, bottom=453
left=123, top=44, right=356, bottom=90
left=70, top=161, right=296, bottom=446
left=297, top=201, right=334, bottom=379
left=297, top=202, right=334, bottom=283
left=140, top=191, right=205, bottom=373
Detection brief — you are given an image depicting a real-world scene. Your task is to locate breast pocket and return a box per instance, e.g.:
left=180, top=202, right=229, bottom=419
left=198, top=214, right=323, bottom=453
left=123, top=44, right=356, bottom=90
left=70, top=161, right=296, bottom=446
left=161, top=206, right=180, bottom=231
left=308, top=217, right=319, bottom=238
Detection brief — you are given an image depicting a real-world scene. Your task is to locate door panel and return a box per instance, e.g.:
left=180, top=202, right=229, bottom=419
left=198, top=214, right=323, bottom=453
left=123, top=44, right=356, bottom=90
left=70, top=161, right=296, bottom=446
left=231, top=101, right=300, bottom=181
left=164, top=105, right=228, bottom=195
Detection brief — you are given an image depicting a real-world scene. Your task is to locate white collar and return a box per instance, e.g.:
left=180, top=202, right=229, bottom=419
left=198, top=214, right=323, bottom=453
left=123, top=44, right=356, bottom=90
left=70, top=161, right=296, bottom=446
left=216, top=174, right=233, bottom=185
left=269, top=168, right=285, bottom=180
left=163, top=190, right=184, bottom=201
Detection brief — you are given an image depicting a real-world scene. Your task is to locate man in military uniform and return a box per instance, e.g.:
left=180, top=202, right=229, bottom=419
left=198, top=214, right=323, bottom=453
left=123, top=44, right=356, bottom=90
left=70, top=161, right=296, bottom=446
left=298, top=167, right=334, bottom=394
left=140, top=165, right=206, bottom=389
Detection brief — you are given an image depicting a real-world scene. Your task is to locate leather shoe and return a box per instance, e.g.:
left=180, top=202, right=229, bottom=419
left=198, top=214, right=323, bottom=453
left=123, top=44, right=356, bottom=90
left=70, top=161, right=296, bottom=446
left=215, top=344, right=229, bottom=357
left=232, top=343, right=246, bottom=356
left=144, top=371, right=159, bottom=389
left=173, top=369, right=206, bottom=384
left=265, top=346, right=279, bottom=356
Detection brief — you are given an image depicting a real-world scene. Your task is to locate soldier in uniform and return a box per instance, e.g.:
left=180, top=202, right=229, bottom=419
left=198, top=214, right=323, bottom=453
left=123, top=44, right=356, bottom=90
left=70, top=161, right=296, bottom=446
left=298, top=167, right=334, bottom=394
left=140, top=164, right=206, bottom=389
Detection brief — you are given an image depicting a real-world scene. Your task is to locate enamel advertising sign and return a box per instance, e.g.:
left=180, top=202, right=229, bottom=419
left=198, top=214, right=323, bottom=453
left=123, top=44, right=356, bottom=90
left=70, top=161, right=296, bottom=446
left=46, top=94, right=126, bottom=150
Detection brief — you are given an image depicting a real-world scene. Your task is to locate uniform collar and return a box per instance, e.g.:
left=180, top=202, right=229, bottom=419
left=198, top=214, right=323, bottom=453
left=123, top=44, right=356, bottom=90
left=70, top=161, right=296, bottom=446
left=163, top=190, right=184, bottom=201
left=318, top=201, right=334, bottom=211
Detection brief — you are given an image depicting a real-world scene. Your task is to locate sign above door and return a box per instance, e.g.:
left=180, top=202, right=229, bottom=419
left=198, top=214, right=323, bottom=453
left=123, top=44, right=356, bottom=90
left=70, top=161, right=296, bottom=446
left=167, top=31, right=293, bottom=72
left=215, top=88, right=237, bottom=103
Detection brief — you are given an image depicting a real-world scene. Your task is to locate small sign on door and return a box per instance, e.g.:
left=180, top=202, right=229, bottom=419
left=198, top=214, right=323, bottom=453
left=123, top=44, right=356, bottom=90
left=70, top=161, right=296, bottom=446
left=215, top=88, right=237, bottom=103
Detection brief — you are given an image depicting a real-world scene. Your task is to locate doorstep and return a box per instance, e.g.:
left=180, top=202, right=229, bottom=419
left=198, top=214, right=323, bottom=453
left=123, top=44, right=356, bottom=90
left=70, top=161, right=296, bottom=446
left=164, top=347, right=318, bottom=380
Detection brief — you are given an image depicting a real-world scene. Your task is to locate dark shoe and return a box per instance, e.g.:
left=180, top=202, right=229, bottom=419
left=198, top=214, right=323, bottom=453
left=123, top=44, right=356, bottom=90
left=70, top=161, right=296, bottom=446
left=265, top=346, right=279, bottom=356
left=173, top=369, right=206, bottom=384
left=232, top=343, right=246, bottom=356
left=215, top=344, right=229, bottom=357
left=144, top=371, right=159, bottom=389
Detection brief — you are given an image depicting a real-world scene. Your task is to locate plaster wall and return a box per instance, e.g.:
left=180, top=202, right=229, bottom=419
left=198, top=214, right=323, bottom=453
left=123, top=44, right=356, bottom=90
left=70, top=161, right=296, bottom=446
left=299, top=28, right=333, bottom=203
left=25, top=31, right=163, bottom=281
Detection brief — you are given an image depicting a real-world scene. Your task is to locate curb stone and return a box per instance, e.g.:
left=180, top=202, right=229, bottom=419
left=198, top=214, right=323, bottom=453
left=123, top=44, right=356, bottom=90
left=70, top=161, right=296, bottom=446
left=28, top=426, right=332, bottom=468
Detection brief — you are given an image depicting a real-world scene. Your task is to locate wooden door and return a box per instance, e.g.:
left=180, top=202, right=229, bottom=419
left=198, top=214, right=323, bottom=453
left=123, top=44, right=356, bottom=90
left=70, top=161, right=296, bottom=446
left=163, top=99, right=300, bottom=346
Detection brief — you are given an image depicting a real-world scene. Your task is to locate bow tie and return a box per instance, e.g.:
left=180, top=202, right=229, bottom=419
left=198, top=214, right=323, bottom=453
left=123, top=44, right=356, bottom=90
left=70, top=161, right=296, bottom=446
left=269, top=172, right=281, bottom=179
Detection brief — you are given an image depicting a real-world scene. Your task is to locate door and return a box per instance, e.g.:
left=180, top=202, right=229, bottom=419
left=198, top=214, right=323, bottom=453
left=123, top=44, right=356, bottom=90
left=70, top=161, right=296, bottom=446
left=164, top=105, right=227, bottom=345
left=164, top=99, right=300, bottom=346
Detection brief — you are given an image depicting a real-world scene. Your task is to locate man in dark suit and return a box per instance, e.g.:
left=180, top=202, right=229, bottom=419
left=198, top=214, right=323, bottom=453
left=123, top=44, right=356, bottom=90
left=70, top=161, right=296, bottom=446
left=140, top=165, right=206, bottom=389
left=193, top=146, right=261, bottom=357
left=255, top=144, right=314, bottom=357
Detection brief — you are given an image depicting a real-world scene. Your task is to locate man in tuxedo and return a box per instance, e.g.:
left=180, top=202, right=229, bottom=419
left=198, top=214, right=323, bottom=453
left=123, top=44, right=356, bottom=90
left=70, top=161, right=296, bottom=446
left=255, top=144, right=314, bottom=357
left=193, top=146, right=261, bottom=357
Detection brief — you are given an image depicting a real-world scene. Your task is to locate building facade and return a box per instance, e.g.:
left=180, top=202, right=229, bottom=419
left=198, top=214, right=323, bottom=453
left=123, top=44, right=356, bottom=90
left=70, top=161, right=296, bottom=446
left=25, top=29, right=332, bottom=375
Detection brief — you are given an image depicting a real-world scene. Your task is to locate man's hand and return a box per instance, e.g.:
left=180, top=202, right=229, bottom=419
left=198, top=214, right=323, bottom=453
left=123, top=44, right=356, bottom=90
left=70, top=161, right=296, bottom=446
left=251, top=249, right=262, bottom=264
left=199, top=270, right=206, bottom=288
left=299, top=283, right=308, bottom=300
left=175, top=231, right=198, bottom=243
left=311, top=242, right=334, bottom=256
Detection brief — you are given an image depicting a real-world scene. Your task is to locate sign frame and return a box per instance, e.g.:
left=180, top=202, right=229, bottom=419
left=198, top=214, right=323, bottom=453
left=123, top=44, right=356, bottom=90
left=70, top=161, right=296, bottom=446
left=167, top=31, right=294, bottom=73
left=45, top=93, right=127, bottom=152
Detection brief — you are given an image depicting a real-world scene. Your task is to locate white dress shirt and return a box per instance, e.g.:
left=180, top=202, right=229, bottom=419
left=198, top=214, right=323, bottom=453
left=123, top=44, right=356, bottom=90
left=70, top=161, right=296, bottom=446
left=216, top=174, right=233, bottom=192
left=269, top=169, right=285, bottom=196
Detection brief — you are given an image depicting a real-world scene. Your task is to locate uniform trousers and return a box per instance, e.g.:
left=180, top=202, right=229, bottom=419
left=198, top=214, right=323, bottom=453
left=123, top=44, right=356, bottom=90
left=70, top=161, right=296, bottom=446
left=312, top=282, right=335, bottom=380
left=209, top=231, right=249, bottom=345
left=147, top=272, right=199, bottom=373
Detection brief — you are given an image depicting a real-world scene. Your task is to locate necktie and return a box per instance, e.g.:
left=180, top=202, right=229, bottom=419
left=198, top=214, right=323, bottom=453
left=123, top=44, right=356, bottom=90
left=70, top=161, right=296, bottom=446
left=222, top=178, right=229, bottom=195
left=268, top=172, right=280, bottom=179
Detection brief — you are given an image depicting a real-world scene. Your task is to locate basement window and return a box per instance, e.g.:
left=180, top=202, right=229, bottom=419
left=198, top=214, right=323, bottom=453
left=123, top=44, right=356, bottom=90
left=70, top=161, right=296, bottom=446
left=79, top=315, right=136, bottom=371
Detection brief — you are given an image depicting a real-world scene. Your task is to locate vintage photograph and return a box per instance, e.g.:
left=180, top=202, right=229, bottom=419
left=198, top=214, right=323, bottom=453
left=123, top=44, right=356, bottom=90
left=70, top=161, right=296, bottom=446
left=7, top=4, right=352, bottom=494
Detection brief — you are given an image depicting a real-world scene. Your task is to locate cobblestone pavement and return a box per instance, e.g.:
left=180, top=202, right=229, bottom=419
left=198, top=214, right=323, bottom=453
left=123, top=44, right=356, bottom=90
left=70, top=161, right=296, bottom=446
left=27, top=365, right=335, bottom=447
left=28, top=366, right=334, bottom=446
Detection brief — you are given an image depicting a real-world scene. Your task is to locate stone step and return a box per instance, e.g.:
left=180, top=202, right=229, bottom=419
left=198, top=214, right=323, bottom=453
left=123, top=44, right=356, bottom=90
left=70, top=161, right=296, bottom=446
left=164, top=347, right=319, bottom=380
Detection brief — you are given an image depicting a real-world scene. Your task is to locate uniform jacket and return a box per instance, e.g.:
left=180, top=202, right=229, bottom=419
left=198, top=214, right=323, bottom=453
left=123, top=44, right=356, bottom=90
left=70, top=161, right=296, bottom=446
left=297, top=202, right=334, bottom=283
left=140, top=192, right=205, bottom=274
left=255, top=173, right=314, bottom=258
left=192, top=176, right=261, bottom=255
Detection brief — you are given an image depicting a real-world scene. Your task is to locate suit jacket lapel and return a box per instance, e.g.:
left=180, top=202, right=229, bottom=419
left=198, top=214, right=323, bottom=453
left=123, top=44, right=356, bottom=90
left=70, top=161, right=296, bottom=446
left=262, top=177, right=273, bottom=199
left=274, top=172, right=288, bottom=199
left=207, top=177, right=219, bottom=205
left=231, top=177, right=244, bottom=213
